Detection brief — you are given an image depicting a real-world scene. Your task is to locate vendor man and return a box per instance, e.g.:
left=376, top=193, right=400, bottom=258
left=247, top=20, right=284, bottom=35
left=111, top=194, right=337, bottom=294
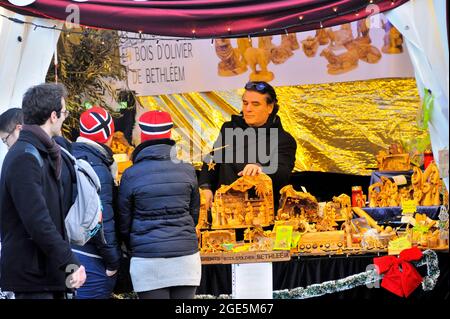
left=199, top=81, right=297, bottom=211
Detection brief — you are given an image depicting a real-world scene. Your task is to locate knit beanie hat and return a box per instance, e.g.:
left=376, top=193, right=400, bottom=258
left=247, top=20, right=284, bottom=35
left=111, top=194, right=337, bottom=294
left=139, top=110, right=173, bottom=142
left=79, top=106, right=115, bottom=144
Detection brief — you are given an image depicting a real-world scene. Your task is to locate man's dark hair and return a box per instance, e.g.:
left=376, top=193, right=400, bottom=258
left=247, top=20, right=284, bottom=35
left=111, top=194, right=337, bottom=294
left=22, top=83, right=68, bottom=125
left=244, top=81, right=279, bottom=115
left=0, top=108, right=23, bottom=133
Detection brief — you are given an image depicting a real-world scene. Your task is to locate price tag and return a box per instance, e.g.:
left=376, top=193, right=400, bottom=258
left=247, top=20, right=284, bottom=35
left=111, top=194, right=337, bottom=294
left=273, top=225, right=293, bottom=250
left=392, top=175, right=407, bottom=185
left=400, top=215, right=416, bottom=226
left=388, top=236, right=412, bottom=255
left=401, top=200, right=417, bottom=214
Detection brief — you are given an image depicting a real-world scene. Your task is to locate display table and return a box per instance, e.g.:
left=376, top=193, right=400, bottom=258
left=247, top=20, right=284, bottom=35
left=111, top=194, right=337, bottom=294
left=197, top=251, right=449, bottom=300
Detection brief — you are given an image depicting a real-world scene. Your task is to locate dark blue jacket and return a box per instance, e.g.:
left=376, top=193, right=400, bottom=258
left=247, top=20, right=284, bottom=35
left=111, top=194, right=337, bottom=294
left=119, top=139, right=199, bottom=258
left=71, top=141, right=121, bottom=271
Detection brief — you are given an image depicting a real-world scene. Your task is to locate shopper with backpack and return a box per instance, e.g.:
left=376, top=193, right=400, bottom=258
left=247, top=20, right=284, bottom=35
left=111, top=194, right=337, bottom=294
left=0, top=83, right=86, bottom=298
left=71, top=106, right=121, bottom=299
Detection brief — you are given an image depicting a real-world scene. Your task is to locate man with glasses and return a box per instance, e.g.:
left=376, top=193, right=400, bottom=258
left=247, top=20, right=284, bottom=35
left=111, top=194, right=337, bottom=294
left=0, top=108, right=23, bottom=149
left=199, top=81, right=297, bottom=213
left=0, top=83, right=86, bottom=299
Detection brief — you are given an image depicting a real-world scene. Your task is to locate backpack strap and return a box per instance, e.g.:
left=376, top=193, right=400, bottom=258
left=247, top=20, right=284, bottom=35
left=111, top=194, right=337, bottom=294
left=59, top=145, right=79, bottom=203
left=24, top=143, right=43, bottom=168
left=60, top=146, right=77, bottom=164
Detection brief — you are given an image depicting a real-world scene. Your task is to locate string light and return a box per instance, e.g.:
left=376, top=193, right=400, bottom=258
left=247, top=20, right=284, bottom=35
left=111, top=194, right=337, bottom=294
left=0, top=1, right=394, bottom=42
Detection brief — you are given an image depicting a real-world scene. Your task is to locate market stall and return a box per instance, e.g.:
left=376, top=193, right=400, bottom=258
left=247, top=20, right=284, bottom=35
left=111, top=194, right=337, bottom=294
left=1, top=0, right=448, bottom=300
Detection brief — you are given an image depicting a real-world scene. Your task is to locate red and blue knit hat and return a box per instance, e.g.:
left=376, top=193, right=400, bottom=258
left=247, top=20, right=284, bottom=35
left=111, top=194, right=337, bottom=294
left=79, top=106, right=115, bottom=144
left=139, top=110, right=173, bottom=142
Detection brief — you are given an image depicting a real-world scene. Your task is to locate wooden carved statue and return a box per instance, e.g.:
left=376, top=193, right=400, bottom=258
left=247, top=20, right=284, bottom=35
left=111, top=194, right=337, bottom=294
left=421, top=162, right=441, bottom=206
left=345, top=41, right=382, bottom=64
left=301, top=36, right=319, bottom=57
left=201, top=230, right=236, bottom=252
left=376, top=143, right=410, bottom=171
left=332, top=194, right=352, bottom=220
left=382, top=22, right=403, bottom=54
left=327, top=24, right=354, bottom=50
left=236, top=37, right=253, bottom=65
left=411, top=166, right=423, bottom=192
left=215, top=39, right=247, bottom=76
left=315, top=28, right=330, bottom=45
left=368, top=182, right=382, bottom=207
left=270, top=34, right=297, bottom=64
left=277, top=185, right=319, bottom=222
left=320, top=47, right=359, bottom=75
left=197, top=189, right=210, bottom=229
left=316, top=202, right=338, bottom=232
left=244, top=36, right=274, bottom=82
left=211, top=174, right=274, bottom=229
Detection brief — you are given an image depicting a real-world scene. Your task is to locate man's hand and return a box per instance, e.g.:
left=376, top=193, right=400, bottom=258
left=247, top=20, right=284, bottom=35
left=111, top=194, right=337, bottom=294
left=238, top=164, right=262, bottom=177
left=202, top=189, right=214, bottom=211
left=106, top=269, right=118, bottom=277
left=69, top=265, right=86, bottom=289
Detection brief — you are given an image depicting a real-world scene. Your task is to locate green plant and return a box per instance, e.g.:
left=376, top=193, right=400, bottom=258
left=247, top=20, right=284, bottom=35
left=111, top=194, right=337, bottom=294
left=46, top=28, right=128, bottom=139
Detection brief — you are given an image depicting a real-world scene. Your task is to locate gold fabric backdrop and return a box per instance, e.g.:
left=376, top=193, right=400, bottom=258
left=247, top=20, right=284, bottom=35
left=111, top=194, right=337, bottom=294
left=137, top=78, right=425, bottom=175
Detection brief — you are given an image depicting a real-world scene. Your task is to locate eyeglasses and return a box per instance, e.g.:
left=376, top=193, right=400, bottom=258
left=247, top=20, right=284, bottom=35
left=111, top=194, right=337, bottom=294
left=1, top=131, right=13, bottom=145
left=244, top=81, right=277, bottom=104
left=245, top=81, right=270, bottom=93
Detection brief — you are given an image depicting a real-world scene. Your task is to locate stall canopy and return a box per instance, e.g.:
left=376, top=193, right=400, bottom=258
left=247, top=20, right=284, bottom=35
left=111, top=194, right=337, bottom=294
left=1, top=0, right=409, bottom=38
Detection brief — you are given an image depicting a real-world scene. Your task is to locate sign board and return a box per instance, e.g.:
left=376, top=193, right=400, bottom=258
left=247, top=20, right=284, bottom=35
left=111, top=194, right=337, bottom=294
left=232, top=263, right=273, bottom=299
left=201, top=250, right=290, bottom=265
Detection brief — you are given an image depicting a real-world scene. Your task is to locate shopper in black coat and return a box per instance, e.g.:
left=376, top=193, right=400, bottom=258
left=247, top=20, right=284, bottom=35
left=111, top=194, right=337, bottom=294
left=0, top=83, right=86, bottom=298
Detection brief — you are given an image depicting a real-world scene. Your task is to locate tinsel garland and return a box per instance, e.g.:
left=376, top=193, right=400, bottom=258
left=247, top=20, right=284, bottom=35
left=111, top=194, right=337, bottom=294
left=194, top=249, right=440, bottom=299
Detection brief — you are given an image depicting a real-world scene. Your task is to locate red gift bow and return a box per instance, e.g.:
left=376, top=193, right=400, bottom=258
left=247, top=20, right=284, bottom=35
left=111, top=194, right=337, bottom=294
left=373, top=247, right=423, bottom=297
